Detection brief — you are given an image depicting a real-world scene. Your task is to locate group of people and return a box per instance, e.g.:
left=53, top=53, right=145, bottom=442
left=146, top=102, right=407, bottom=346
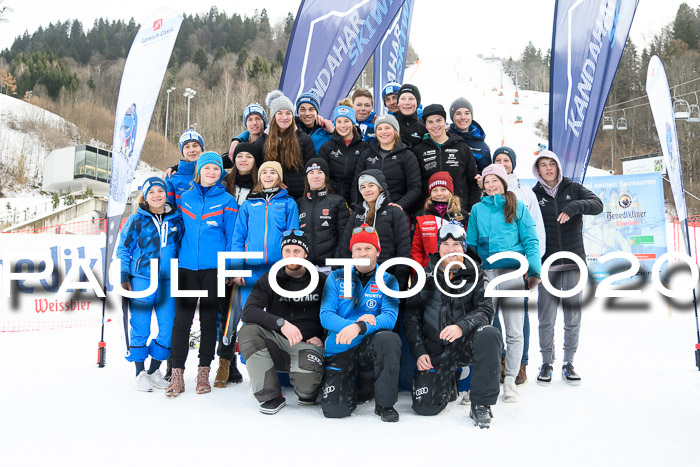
left=116, top=82, right=603, bottom=429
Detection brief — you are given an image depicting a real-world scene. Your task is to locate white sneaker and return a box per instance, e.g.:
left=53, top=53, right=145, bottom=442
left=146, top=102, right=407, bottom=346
left=460, top=390, right=471, bottom=405
left=503, top=376, right=520, bottom=403
left=135, top=371, right=154, bottom=392
left=146, top=369, right=169, bottom=389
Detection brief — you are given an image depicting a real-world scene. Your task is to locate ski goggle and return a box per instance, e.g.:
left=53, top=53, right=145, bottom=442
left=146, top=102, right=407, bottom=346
left=352, top=226, right=377, bottom=235
left=283, top=229, right=305, bottom=238
left=438, top=223, right=466, bottom=243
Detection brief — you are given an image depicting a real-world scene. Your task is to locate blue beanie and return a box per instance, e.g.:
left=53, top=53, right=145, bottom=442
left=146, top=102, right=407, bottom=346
left=493, top=146, right=516, bottom=169
left=332, top=105, right=357, bottom=125
left=382, top=81, right=401, bottom=100
left=295, top=92, right=320, bottom=113
left=196, top=151, right=224, bottom=176
left=243, top=103, right=268, bottom=128
left=178, top=130, right=204, bottom=155
left=142, top=177, right=167, bottom=198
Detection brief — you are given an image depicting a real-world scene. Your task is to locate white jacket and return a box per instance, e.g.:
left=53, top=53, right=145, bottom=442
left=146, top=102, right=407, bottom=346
left=508, top=173, right=546, bottom=257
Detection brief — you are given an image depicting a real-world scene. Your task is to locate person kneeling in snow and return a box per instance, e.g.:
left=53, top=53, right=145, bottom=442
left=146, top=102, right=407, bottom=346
left=404, top=222, right=502, bottom=428
left=237, top=231, right=326, bottom=415
left=319, top=224, right=402, bottom=422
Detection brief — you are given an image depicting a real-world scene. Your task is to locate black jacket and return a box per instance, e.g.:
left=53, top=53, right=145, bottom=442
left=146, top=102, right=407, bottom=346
left=412, top=133, right=481, bottom=211
left=317, top=130, right=369, bottom=205
left=241, top=268, right=327, bottom=341
left=296, top=189, right=350, bottom=266
left=395, top=111, right=427, bottom=148
left=341, top=169, right=411, bottom=288
left=404, top=248, right=493, bottom=358
left=532, top=178, right=603, bottom=265
left=255, top=128, right=316, bottom=200
left=353, top=140, right=422, bottom=212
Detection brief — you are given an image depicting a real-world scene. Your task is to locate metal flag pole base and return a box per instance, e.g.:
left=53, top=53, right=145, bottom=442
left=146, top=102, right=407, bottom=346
left=97, top=341, right=107, bottom=368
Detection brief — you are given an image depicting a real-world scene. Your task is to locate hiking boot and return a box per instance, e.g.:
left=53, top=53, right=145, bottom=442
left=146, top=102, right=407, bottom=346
left=537, top=363, right=553, bottom=385
left=165, top=368, right=184, bottom=397
left=213, top=358, right=230, bottom=388
left=502, top=376, right=520, bottom=403
left=195, top=366, right=211, bottom=394
left=500, top=357, right=505, bottom=384
left=470, top=404, right=493, bottom=429
left=135, top=370, right=154, bottom=392
left=515, top=363, right=527, bottom=386
left=146, top=369, right=168, bottom=389
left=374, top=404, right=399, bottom=422
left=260, top=396, right=286, bottom=414
left=228, top=356, right=243, bottom=384
left=562, top=362, right=582, bottom=386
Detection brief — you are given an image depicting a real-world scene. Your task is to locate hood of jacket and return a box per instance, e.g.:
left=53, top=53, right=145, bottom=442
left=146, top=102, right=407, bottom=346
left=450, top=120, right=486, bottom=142
left=532, top=149, right=564, bottom=196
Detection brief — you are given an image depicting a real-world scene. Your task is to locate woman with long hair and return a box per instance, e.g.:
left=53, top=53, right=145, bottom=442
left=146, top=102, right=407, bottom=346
left=223, top=142, right=260, bottom=205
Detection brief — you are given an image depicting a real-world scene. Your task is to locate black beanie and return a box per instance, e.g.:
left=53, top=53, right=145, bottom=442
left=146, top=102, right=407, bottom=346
left=305, top=158, right=330, bottom=178
left=398, top=83, right=421, bottom=107
left=281, top=230, right=309, bottom=255
left=421, top=103, right=447, bottom=122
left=233, top=142, right=262, bottom=166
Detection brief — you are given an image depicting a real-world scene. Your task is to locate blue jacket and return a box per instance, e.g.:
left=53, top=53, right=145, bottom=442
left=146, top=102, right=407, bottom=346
left=178, top=181, right=239, bottom=271
left=232, top=129, right=251, bottom=143
left=165, top=160, right=196, bottom=206
left=466, top=194, right=541, bottom=278
left=358, top=111, right=376, bottom=142
left=230, top=188, right=299, bottom=268
left=320, top=267, right=399, bottom=356
left=117, top=203, right=184, bottom=283
left=449, top=121, right=492, bottom=173
left=296, top=117, right=332, bottom=153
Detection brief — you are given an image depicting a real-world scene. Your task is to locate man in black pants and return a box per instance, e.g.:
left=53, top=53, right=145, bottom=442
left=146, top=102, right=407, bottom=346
left=237, top=231, right=326, bottom=414
left=404, top=222, right=502, bottom=428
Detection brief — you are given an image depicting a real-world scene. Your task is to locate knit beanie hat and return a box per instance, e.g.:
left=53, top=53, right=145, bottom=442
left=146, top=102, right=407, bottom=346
left=333, top=105, right=357, bottom=125
left=232, top=142, right=261, bottom=162
left=178, top=129, right=204, bottom=155
left=428, top=171, right=454, bottom=194
left=382, top=81, right=401, bottom=100
left=374, top=114, right=400, bottom=134
left=449, top=97, right=474, bottom=122
left=493, top=146, right=516, bottom=170
left=305, top=158, right=330, bottom=178
left=357, top=173, right=383, bottom=192
left=398, top=83, right=421, bottom=106
left=243, top=103, right=268, bottom=128
left=296, top=92, right=321, bottom=113
left=350, top=223, right=381, bottom=253
left=196, top=151, right=224, bottom=176
left=259, top=161, right=284, bottom=182
left=481, top=163, right=509, bottom=190
left=265, top=90, right=294, bottom=118
left=281, top=230, right=310, bottom=255
left=422, top=103, right=447, bottom=123
left=142, top=177, right=167, bottom=198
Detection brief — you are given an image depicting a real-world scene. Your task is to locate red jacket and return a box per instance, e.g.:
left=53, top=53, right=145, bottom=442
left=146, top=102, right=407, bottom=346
left=411, top=204, right=469, bottom=267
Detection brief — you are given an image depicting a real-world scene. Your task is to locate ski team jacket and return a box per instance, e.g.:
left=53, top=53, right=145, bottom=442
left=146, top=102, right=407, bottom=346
left=296, top=117, right=332, bottom=153
left=165, top=160, right=196, bottom=206
left=255, top=128, right=317, bottom=200
left=411, top=204, right=470, bottom=268
left=352, top=141, right=422, bottom=212
left=448, top=121, right=492, bottom=174
left=242, top=268, right=327, bottom=342
left=230, top=188, right=299, bottom=268
left=320, top=267, right=399, bottom=356
left=412, top=133, right=481, bottom=211
left=178, top=181, right=239, bottom=271
left=117, top=203, right=184, bottom=283
left=317, top=131, right=370, bottom=204
left=404, top=249, right=493, bottom=358
left=532, top=178, right=603, bottom=266
left=296, top=189, right=350, bottom=266
left=358, top=111, right=376, bottom=142
left=395, top=111, right=427, bottom=149
left=466, top=194, right=541, bottom=278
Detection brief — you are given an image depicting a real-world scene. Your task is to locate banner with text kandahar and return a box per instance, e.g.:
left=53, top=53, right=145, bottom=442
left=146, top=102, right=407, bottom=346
left=549, top=0, right=639, bottom=183
left=372, top=0, right=414, bottom=114
left=280, top=0, right=406, bottom=117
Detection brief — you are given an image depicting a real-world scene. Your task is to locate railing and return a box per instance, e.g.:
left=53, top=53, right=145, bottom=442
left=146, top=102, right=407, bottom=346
left=1, top=217, right=129, bottom=235
left=0, top=190, right=91, bottom=227
left=668, top=215, right=700, bottom=263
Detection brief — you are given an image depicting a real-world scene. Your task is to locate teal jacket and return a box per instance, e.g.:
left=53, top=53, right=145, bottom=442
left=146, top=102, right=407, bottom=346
left=466, top=194, right=541, bottom=278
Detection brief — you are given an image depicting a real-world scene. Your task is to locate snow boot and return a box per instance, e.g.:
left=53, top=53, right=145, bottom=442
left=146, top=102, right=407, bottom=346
left=536, top=363, right=553, bottom=385
left=165, top=368, right=184, bottom=397
left=260, top=396, right=286, bottom=415
left=228, top=356, right=243, bottom=384
left=515, top=363, right=527, bottom=386
left=135, top=370, right=154, bottom=392
left=562, top=362, right=582, bottom=386
left=146, top=369, right=168, bottom=389
left=195, top=366, right=211, bottom=394
left=460, top=390, right=471, bottom=405
left=213, top=358, right=230, bottom=388
left=374, top=404, right=399, bottom=422
left=470, top=404, right=493, bottom=429
left=502, top=376, right=520, bottom=403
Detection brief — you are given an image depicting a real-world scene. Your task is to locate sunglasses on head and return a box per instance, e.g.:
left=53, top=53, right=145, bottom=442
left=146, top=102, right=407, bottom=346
left=352, top=226, right=377, bottom=235
left=283, top=229, right=305, bottom=237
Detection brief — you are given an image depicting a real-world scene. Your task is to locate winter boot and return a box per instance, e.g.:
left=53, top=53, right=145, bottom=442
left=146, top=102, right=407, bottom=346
left=460, top=390, right=471, bottom=405
left=515, top=363, right=527, bottom=386
left=500, top=357, right=505, bottom=384
left=536, top=363, right=553, bottom=385
left=195, top=366, right=211, bottom=394
left=260, top=396, right=286, bottom=415
left=502, top=376, right=520, bottom=403
left=135, top=370, right=154, bottom=392
left=374, top=404, right=399, bottom=422
left=228, top=356, right=243, bottom=384
left=213, top=358, right=230, bottom=388
left=562, top=362, right=582, bottom=385
left=165, top=368, right=184, bottom=397
left=146, top=369, right=169, bottom=389
left=470, top=404, right=493, bottom=429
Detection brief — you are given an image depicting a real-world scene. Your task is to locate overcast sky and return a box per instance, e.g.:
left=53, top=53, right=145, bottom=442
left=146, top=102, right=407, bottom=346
left=0, top=1, right=689, bottom=58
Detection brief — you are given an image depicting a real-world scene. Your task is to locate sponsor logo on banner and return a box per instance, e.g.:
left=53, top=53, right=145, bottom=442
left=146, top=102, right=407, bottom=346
left=153, top=19, right=162, bottom=31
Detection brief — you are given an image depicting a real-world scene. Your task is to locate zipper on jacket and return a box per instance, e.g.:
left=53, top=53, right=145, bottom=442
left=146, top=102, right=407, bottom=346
left=553, top=195, right=564, bottom=266
left=264, top=201, right=269, bottom=263
left=310, top=192, right=317, bottom=262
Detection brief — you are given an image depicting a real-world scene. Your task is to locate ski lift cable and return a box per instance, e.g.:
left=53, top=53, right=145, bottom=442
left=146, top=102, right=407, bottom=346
left=606, top=77, right=700, bottom=109
left=661, top=176, right=700, bottom=202
left=603, top=88, right=700, bottom=115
